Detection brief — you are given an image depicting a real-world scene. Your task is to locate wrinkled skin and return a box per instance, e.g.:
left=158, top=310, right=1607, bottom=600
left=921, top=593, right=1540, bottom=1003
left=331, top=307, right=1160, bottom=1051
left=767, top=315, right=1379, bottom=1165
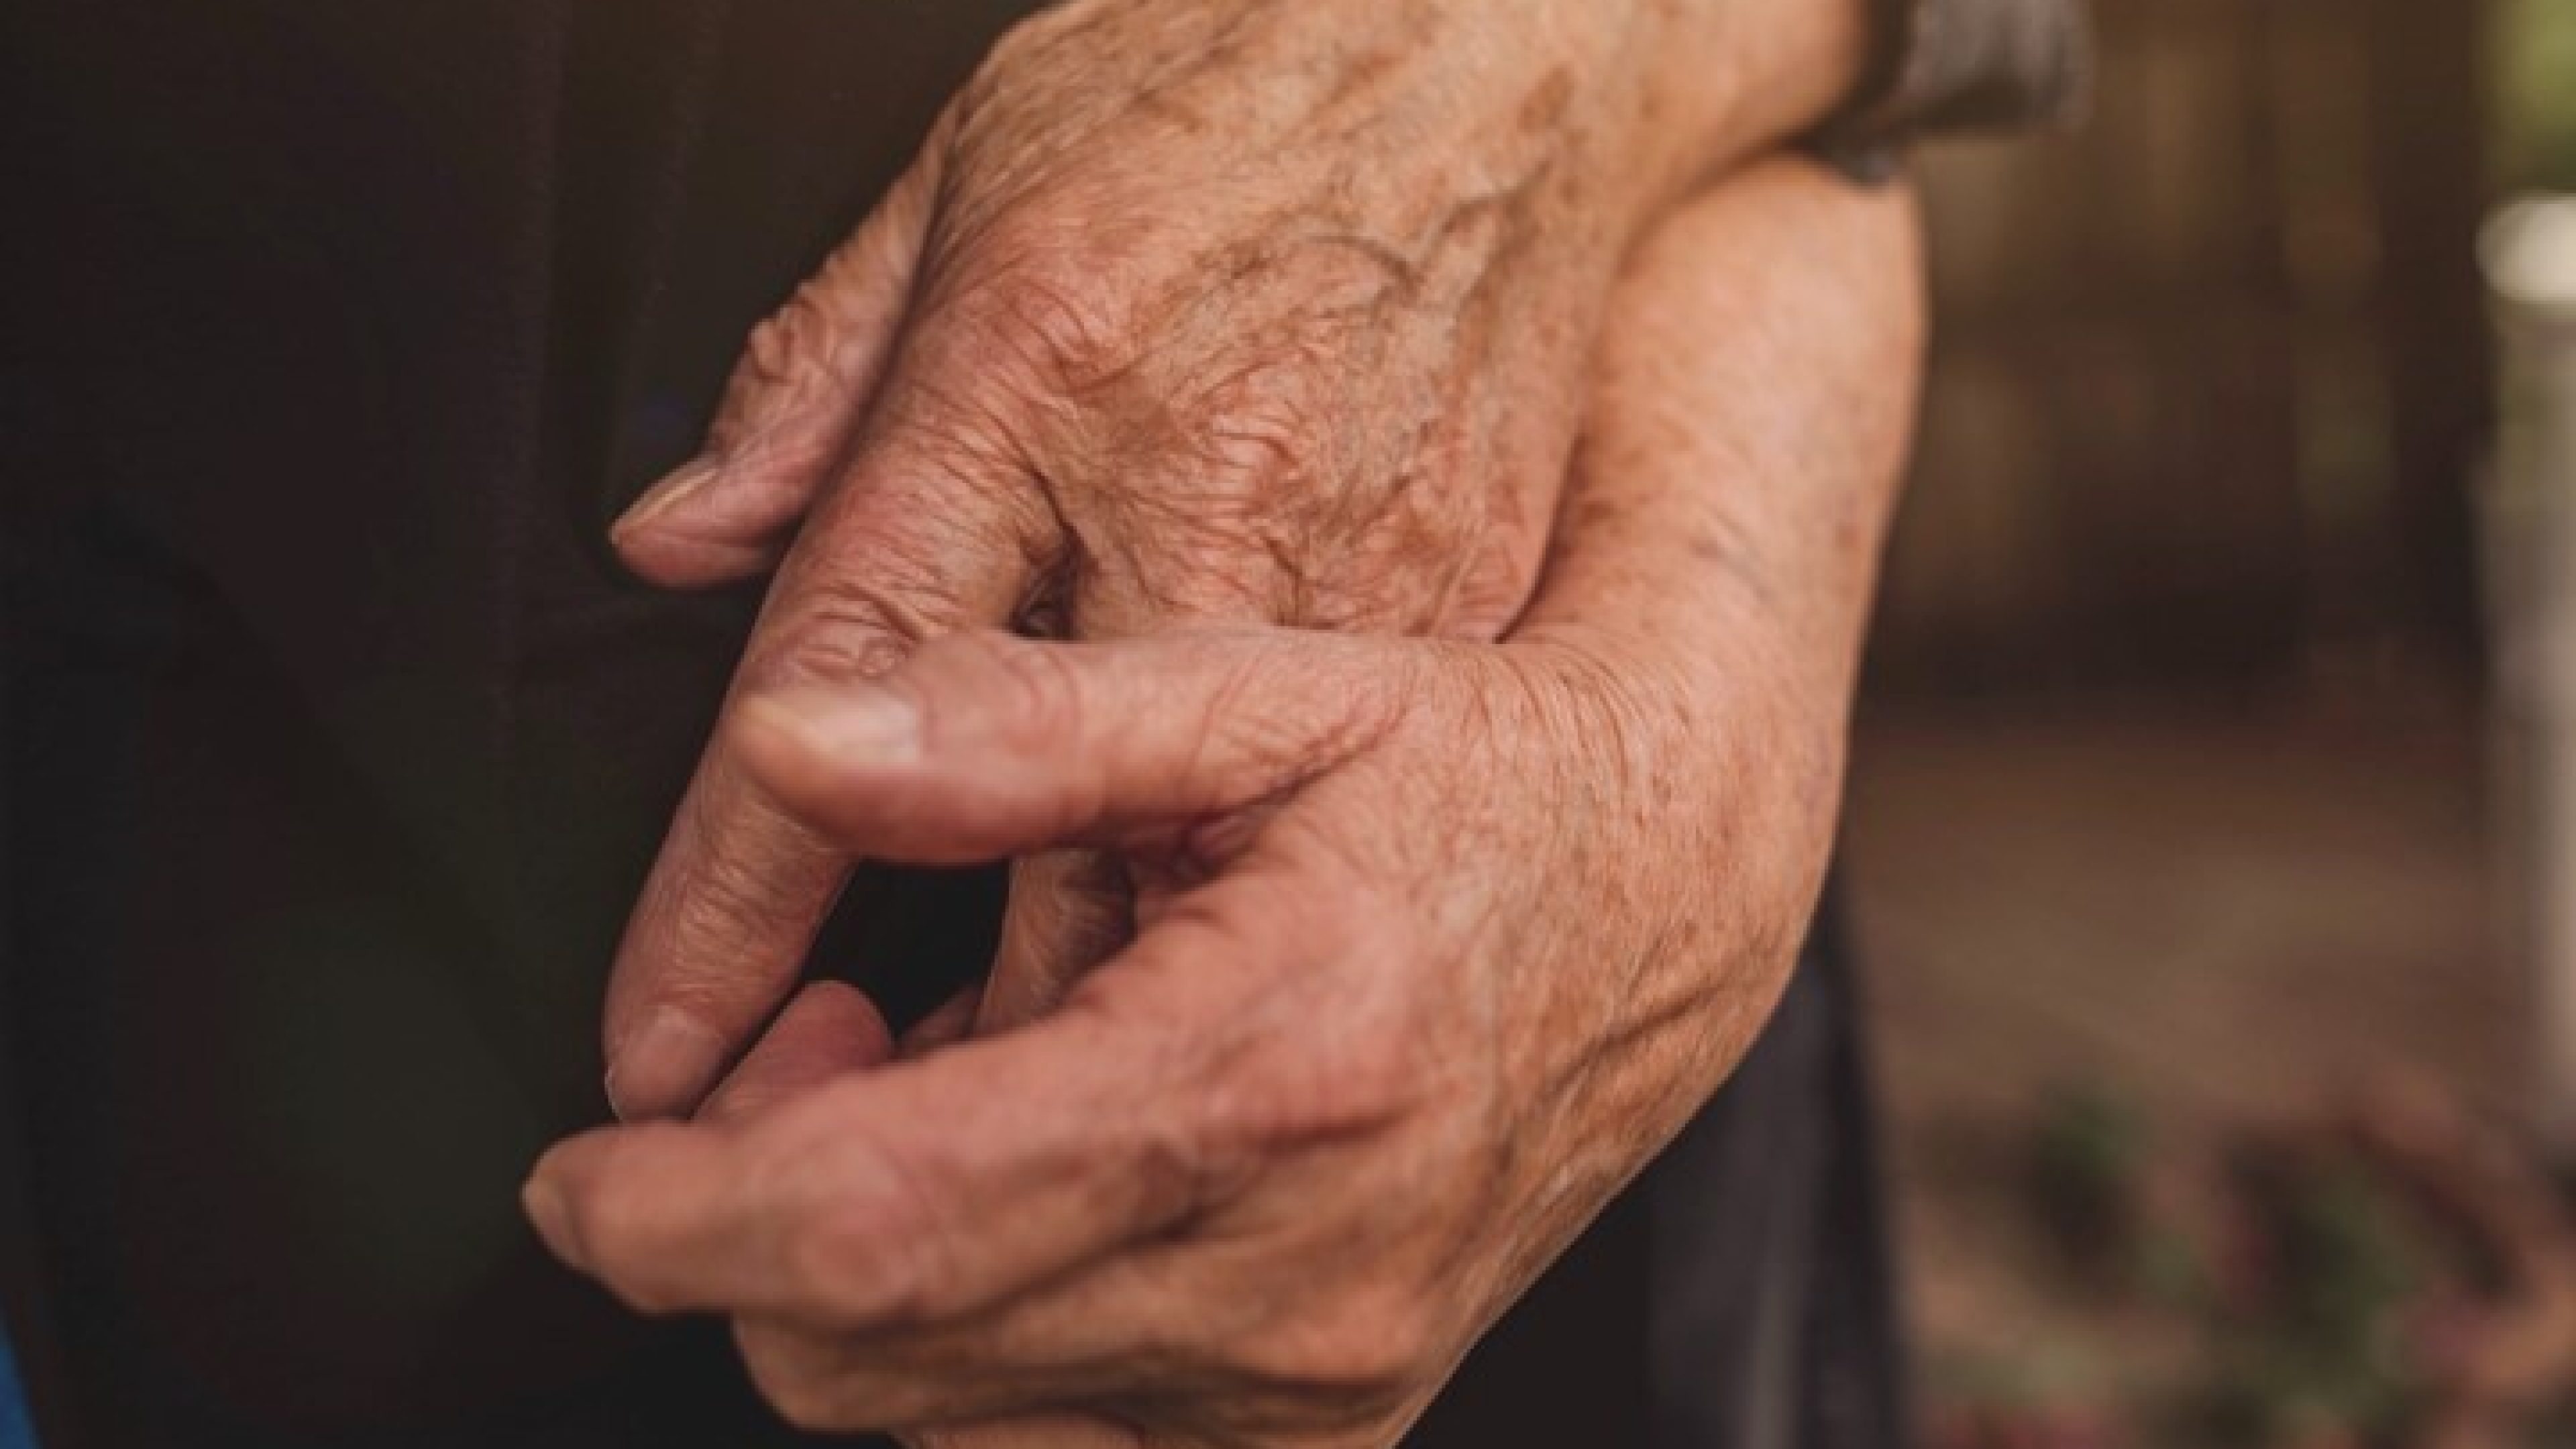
left=530, top=162, right=1925, bottom=1447
left=594, top=0, right=1870, bottom=1117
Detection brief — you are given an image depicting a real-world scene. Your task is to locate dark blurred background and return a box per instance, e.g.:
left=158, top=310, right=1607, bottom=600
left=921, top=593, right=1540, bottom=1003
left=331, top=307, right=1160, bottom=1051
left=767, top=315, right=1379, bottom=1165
left=1850, top=0, right=2576, bottom=1442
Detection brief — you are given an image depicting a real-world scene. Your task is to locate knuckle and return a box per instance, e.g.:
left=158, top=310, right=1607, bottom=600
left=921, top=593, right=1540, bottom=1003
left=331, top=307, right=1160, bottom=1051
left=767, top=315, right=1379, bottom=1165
left=749, top=574, right=937, bottom=690
left=1128, top=1097, right=1257, bottom=1226
left=1219, top=922, right=1434, bottom=1150
left=786, top=1217, right=919, bottom=1327
left=783, top=1140, right=961, bottom=1328
left=1237, top=1287, right=1442, bottom=1417
left=934, top=221, right=1138, bottom=396
left=1239, top=1030, right=1422, bottom=1150
left=1046, top=994, right=1250, bottom=1220
left=739, top=446, right=1051, bottom=696
left=742, top=284, right=834, bottom=389
left=707, top=305, right=835, bottom=455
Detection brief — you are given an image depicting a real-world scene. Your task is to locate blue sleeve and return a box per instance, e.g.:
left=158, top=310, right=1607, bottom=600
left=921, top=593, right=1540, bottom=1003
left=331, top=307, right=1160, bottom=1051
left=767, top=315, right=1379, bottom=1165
left=0, top=1327, right=34, bottom=1449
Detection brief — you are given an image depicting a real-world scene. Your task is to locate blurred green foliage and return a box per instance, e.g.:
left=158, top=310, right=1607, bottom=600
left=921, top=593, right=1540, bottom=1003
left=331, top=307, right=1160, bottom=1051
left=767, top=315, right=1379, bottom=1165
left=2194, top=1157, right=2424, bottom=1447
left=2030, top=1085, right=2150, bottom=1281
left=2498, top=0, right=2576, bottom=189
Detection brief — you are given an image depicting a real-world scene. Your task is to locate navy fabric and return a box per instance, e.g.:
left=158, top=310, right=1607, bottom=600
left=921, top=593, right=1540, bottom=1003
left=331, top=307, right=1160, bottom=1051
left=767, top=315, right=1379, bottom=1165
left=1, top=1329, right=32, bottom=1449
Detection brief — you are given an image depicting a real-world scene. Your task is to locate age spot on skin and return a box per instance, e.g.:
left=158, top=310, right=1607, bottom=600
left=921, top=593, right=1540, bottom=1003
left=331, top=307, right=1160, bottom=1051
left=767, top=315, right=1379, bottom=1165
left=1685, top=531, right=1735, bottom=567
left=1517, top=68, right=1576, bottom=138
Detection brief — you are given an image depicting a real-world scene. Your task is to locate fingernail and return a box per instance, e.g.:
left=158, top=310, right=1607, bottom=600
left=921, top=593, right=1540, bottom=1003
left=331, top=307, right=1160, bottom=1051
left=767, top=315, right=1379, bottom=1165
left=604, top=1007, right=723, bottom=1121
left=521, top=1174, right=580, bottom=1263
left=747, top=686, right=923, bottom=764
left=613, top=458, right=721, bottom=537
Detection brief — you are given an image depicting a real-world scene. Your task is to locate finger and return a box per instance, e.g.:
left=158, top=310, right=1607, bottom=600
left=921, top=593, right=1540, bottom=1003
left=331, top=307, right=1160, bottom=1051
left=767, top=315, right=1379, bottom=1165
left=727, top=627, right=1410, bottom=865
left=900, top=985, right=983, bottom=1057
left=540, top=871, right=1315, bottom=1324
left=602, top=405, right=1055, bottom=1123
left=613, top=139, right=947, bottom=588
left=727, top=1152, right=1406, bottom=1437
left=977, top=850, right=1132, bottom=1035
left=699, top=981, right=896, bottom=1126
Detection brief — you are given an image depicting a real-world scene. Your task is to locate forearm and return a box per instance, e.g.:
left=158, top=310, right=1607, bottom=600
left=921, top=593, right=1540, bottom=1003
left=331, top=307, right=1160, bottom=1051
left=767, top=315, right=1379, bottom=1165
left=1485, top=160, right=1926, bottom=1193
left=1520, top=158, right=1925, bottom=716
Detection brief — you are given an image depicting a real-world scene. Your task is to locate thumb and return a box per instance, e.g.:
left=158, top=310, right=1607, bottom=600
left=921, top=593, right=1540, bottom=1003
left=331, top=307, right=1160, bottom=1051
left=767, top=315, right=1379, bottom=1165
left=612, top=138, right=946, bottom=588
left=728, top=627, right=1412, bottom=864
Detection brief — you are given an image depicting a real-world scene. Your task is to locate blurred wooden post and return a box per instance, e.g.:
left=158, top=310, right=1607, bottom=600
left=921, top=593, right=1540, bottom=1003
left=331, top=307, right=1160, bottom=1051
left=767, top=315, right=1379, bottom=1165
left=2482, top=199, right=2576, bottom=1152
left=1880, top=0, right=2498, bottom=691
left=2367, top=0, right=2492, bottom=651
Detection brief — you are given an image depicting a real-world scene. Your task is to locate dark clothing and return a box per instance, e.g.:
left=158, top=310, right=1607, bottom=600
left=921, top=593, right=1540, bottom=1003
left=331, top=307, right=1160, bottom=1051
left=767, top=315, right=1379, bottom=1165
left=1, top=2, right=2074, bottom=1444
left=1833, top=0, right=2091, bottom=149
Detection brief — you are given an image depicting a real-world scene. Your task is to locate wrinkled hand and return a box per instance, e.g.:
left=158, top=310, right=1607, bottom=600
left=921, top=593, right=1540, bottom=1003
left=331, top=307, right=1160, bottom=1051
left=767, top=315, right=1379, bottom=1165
left=596, top=0, right=1868, bottom=1118
left=530, top=162, right=1923, bottom=1446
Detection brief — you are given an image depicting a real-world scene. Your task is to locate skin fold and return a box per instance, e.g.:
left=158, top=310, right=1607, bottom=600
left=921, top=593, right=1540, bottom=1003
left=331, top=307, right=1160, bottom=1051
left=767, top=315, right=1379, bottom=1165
left=588, top=0, right=1872, bottom=1121
left=528, top=159, right=1927, bottom=1447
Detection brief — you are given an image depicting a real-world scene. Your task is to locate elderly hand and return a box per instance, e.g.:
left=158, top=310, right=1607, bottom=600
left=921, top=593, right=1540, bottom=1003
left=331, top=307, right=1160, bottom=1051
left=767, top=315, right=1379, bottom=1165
left=595, top=0, right=1872, bottom=1119
left=529, top=161, right=1923, bottom=1446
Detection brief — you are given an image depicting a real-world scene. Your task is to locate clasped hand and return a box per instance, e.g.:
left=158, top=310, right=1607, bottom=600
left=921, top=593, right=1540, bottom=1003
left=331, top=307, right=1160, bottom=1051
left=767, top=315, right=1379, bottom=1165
left=526, top=160, right=1921, bottom=1447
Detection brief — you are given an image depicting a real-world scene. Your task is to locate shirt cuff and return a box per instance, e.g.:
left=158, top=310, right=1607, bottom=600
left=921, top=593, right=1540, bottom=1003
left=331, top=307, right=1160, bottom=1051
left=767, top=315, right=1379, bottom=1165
left=1809, top=0, right=2094, bottom=172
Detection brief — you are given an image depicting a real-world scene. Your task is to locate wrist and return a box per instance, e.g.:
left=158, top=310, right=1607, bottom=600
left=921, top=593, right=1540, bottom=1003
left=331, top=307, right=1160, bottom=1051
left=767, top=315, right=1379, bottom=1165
left=1611, top=0, right=1874, bottom=221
